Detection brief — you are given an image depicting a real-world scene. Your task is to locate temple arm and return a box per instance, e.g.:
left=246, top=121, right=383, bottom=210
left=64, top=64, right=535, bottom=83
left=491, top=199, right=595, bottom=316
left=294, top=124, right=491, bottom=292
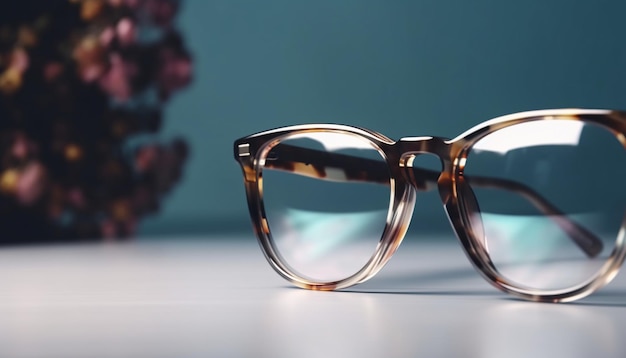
left=264, top=144, right=602, bottom=258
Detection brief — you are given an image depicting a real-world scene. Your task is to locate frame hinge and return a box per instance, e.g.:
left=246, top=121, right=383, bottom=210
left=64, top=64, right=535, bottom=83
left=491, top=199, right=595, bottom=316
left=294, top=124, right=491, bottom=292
left=238, top=143, right=251, bottom=157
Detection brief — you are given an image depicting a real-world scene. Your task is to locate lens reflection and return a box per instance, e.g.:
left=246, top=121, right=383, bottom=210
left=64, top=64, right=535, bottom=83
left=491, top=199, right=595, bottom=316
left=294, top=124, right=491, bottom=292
left=261, top=132, right=391, bottom=282
left=465, top=119, right=626, bottom=291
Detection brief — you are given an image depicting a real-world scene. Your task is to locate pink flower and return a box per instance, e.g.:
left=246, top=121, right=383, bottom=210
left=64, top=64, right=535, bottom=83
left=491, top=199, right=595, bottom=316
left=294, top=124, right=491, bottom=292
left=73, top=36, right=107, bottom=82
left=100, top=18, right=136, bottom=49
left=16, top=162, right=46, bottom=206
left=11, top=133, right=32, bottom=160
left=99, top=26, right=115, bottom=47
left=10, top=48, right=29, bottom=74
left=98, top=53, right=138, bottom=101
left=116, top=18, right=136, bottom=46
left=134, top=145, right=158, bottom=172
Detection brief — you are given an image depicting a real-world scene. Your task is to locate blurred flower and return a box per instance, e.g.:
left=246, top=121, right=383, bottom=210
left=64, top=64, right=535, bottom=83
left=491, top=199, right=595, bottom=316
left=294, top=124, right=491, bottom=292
left=73, top=35, right=107, bottom=82
left=10, top=132, right=36, bottom=161
left=16, top=161, right=46, bottom=206
left=0, top=48, right=30, bottom=94
left=116, top=18, right=136, bottom=46
left=143, top=0, right=179, bottom=27
left=135, top=145, right=158, bottom=172
left=0, top=0, right=192, bottom=243
left=98, top=52, right=137, bottom=101
left=10, top=48, right=29, bottom=73
left=157, top=46, right=191, bottom=99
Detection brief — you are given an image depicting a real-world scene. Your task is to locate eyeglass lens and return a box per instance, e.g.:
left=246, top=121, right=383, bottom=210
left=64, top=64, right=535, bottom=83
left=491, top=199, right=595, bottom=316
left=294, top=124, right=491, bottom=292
left=464, top=119, right=626, bottom=291
left=261, top=132, right=391, bottom=282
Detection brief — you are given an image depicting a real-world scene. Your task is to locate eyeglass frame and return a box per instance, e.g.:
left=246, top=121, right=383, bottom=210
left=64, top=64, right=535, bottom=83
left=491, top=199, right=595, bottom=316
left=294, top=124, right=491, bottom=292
left=234, top=108, right=626, bottom=303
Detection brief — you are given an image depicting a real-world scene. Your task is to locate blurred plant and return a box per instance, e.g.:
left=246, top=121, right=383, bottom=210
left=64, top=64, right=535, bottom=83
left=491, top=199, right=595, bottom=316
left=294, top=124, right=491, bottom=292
left=0, top=0, right=191, bottom=243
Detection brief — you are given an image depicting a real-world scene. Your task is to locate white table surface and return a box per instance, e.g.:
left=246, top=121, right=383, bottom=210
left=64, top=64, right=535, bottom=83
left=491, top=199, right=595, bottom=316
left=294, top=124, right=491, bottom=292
left=0, top=235, right=624, bottom=358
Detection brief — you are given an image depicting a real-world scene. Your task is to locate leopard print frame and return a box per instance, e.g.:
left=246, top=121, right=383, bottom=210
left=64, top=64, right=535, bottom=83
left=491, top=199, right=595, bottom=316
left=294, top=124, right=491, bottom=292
left=234, top=109, right=626, bottom=302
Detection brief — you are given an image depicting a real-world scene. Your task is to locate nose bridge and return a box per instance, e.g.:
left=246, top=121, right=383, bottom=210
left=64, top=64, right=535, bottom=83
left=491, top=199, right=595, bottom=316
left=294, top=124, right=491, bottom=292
left=396, top=136, right=451, bottom=190
left=398, top=136, right=451, bottom=165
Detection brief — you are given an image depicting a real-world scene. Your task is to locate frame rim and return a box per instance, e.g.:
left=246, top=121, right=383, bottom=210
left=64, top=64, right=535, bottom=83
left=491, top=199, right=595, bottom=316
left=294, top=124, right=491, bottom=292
left=235, top=124, right=415, bottom=290
left=447, top=108, right=626, bottom=302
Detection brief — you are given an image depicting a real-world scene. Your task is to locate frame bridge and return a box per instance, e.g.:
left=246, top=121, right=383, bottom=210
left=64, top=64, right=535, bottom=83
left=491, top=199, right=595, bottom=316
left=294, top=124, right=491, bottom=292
left=397, top=136, right=451, bottom=192
left=397, top=136, right=451, bottom=163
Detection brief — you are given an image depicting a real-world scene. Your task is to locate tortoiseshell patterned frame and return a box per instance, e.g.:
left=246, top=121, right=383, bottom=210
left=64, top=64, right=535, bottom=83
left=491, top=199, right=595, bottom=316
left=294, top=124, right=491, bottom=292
left=234, top=109, right=626, bottom=303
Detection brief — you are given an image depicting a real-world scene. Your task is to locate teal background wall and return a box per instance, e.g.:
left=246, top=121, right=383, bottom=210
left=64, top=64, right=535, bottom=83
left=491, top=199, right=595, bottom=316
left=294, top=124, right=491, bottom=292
left=139, top=0, right=626, bottom=236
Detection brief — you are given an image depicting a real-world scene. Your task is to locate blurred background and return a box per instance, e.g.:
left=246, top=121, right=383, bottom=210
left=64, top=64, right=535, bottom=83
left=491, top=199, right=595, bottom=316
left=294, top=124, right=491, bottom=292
left=144, top=0, right=626, bottom=237
left=3, top=0, right=626, bottom=242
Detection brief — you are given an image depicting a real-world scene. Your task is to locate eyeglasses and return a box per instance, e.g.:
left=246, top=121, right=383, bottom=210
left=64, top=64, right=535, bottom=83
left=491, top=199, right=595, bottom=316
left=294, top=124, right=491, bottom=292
left=233, top=109, right=626, bottom=303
